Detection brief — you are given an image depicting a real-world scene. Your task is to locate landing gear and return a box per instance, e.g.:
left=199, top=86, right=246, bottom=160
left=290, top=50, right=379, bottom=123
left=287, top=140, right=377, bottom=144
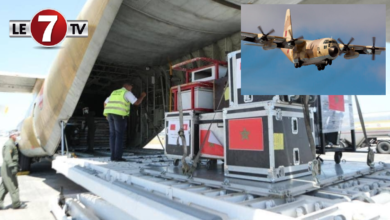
left=294, top=59, right=303, bottom=68
left=317, top=64, right=326, bottom=71
left=334, top=151, right=342, bottom=164
left=18, top=152, right=31, bottom=172
left=317, top=59, right=333, bottom=71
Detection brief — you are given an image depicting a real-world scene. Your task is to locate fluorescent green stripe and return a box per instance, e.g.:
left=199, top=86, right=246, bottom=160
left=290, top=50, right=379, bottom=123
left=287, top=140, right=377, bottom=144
left=108, top=101, right=127, bottom=106
left=103, top=88, right=130, bottom=117
left=105, top=107, right=128, bottom=112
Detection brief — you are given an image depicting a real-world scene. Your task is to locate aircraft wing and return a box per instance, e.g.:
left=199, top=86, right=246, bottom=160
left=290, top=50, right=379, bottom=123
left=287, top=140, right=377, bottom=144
left=241, top=32, right=258, bottom=42
left=242, top=32, right=287, bottom=43
left=339, top=44, right=386, bottom=55
left=0, top=71, right=44, bottom=93
left=241, top=32, right=305, bottom=48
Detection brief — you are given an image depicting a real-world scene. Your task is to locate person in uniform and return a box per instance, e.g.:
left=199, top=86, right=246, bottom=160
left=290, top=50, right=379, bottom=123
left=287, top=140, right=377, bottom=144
left=104, top=82, right=146, bottom=161
left=0, top=130, right=27, bottom=210
left=82, top=107, right=96, bottom=153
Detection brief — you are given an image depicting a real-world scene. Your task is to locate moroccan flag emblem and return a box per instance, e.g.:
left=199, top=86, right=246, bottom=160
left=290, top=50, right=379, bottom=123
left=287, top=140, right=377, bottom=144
left=200, top=130, right=224, bottom=156
left=328, top=95, right=344, bottom=112
left=229, top=118, right=264, bottom=151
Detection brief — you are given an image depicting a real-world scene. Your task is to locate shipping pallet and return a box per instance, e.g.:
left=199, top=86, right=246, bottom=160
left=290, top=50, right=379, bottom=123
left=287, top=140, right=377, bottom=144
left=53, top=154, right=390, bottom=219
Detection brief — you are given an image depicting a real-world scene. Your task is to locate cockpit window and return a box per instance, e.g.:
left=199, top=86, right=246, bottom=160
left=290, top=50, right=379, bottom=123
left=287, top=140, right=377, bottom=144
left=324, top=40, right=329, bottom=44
left=329, top=40, right=337, bottom=44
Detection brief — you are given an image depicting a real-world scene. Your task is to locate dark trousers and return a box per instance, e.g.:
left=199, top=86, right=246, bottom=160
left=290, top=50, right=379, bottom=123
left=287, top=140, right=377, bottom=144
left=107, top=114, right=127, bottom=160
left=86, top=126, right=96, bottom=151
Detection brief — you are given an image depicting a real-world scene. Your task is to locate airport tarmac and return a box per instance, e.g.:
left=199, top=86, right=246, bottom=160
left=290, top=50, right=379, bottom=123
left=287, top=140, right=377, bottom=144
left=1, top=136, right=390, bottom=219
left=0, top=137, right=87, bottom=220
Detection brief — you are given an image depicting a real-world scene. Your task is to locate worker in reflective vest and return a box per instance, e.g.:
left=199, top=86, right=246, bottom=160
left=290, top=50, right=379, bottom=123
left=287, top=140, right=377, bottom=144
left=104, top=82, right=146, bottom=161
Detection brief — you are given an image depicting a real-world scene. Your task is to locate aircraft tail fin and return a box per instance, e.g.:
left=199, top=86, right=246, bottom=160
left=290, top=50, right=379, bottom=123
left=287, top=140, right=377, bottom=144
left=283, top=9, right=292, bottom=41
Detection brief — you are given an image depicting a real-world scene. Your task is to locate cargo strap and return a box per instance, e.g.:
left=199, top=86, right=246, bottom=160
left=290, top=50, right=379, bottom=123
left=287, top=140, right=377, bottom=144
left=310, top=159, right=321, bottom=184
left=177, top=85, right=190, bottom=174
left=303, top=95, right=316, bottom=158
left=188, top=79, right=229, bottom=176
left=354, top=95, right=374, bottom=168
left=302, top=96, right=322, bottom=183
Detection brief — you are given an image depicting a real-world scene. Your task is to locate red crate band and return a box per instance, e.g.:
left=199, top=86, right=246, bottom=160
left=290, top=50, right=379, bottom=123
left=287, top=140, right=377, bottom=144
left=200, top=130, right=224, bottom=156
left=328, top=95, right=345, bottom=112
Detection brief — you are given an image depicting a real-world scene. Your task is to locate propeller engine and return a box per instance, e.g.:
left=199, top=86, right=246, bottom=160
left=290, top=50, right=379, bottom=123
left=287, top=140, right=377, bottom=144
left=337, top=37, right=354, bottom=54
left=257, top=26, right=275, bottom=42
left=287, top=29, right=303, bottom=46
left=371, top=37, right=378, bottom=60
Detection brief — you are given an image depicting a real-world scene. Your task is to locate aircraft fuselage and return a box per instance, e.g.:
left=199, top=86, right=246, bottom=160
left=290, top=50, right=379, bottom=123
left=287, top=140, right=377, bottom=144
left=281, top=38, right=340, bottom=66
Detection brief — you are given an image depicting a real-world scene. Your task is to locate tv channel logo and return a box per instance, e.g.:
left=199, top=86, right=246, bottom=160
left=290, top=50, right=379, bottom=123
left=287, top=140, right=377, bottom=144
left=9, top=9, right=88, bottom=47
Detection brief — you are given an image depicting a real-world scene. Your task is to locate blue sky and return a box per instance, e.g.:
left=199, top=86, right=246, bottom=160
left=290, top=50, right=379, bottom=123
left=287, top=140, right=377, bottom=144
left=241, top=4, right=386, bottom=95
left=0, top=0, right=86, bottom=131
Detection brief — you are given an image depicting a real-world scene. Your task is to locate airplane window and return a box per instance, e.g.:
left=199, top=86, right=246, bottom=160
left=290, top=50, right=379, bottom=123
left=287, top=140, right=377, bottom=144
left=324, top=46, right=327, bottom=49
left=324, top=40, right=329, bottom=44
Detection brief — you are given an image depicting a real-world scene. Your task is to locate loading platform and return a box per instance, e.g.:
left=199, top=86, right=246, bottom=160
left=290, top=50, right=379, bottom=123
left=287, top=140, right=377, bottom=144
left=53, top=152, right=390, bottom=220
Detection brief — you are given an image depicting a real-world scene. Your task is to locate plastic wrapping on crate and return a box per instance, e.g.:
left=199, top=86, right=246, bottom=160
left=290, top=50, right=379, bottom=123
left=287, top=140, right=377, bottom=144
left=320, top=95, right=354, bottom=133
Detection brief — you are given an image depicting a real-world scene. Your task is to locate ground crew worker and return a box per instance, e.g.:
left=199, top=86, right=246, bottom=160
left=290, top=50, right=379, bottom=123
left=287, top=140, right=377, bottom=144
left=103, top=82, right=146, bottom=161
left=0, top=130, right=27, bottom=210
left=82, top=107, right=96, bottom=153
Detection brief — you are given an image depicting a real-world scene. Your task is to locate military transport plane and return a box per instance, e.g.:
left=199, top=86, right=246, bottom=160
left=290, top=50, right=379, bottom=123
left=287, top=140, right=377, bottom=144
left=241, top=9, right=386, bottom=71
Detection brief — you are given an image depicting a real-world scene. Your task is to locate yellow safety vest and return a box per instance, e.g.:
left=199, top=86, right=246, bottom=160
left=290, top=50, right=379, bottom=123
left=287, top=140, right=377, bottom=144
left=103, top=88, right=131, bottom=116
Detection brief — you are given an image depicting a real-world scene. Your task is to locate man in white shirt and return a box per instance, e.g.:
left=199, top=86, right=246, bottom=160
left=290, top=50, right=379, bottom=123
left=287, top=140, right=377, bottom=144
left=103, top=82, right=146, bottom=161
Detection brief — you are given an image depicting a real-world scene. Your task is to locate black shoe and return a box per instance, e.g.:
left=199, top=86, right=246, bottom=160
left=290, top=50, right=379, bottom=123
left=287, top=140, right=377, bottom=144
left=13, top=203, right=27, bottom=209
left=117, top=158, right=127, bottom=162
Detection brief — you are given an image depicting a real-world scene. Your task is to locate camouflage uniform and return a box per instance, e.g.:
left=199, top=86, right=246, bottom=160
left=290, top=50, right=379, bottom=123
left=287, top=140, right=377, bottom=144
left=0, top=139, right=20, bottom=209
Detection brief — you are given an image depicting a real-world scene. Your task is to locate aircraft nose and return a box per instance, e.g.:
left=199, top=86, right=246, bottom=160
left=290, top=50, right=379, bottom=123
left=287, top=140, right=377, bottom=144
left=329, top=46, right=339, bottom=57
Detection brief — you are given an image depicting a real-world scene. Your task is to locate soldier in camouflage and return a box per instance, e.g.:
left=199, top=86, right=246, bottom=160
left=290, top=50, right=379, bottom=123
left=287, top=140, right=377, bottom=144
left=0, top=130, right=27, bottom=210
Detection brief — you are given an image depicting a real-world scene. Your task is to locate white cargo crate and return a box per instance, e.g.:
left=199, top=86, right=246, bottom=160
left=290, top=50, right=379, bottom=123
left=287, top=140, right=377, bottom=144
left=164, top=110, right=199, bottom=161
left=198, top=112, right=224, bottom=160
left=181, top=87, right=213, bottom=110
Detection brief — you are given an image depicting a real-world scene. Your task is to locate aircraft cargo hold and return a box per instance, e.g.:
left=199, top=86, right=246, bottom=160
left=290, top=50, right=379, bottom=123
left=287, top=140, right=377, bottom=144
left=2, top=0, right=390, bottom=219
